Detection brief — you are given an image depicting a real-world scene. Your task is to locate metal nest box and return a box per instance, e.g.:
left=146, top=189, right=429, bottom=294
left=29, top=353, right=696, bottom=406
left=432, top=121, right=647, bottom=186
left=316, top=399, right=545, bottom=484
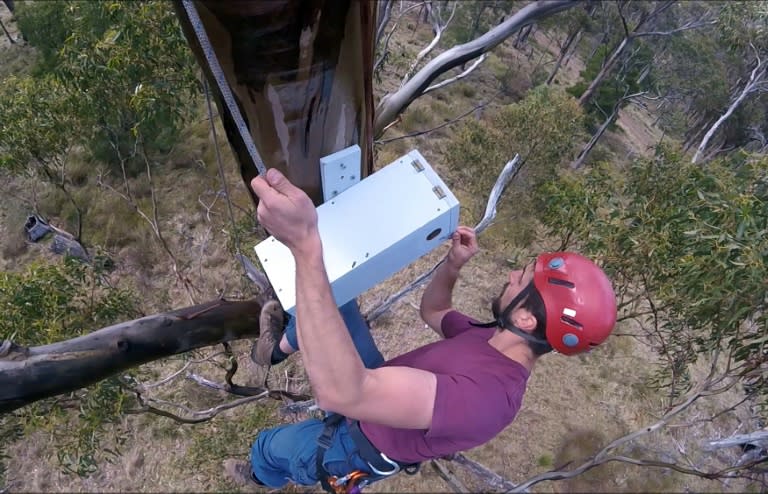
left=255, top=148, right=460, bottom=314
left=25, top=214, right=52, bottom=242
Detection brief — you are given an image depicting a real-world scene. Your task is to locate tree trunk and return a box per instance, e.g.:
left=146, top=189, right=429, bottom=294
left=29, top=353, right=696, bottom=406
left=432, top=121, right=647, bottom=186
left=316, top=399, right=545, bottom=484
left=546, top=24, right=582, bottom=85
left=0, top=298, right=266, bottom=413
left=692, top=64, right=767, bottom=164
left=2, top=0, right=13, bottom=14
left=0, top=17, right=14, bottom=44
left=578, top=36, right=630, bottom=106
left=173, top=0, right=376, bottom=206
left=374, top=0, right=577, bottom=136
left=571, top=92, right=640, bottom=169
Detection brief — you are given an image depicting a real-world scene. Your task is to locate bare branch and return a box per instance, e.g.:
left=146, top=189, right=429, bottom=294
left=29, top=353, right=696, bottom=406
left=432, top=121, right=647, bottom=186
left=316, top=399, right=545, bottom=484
left=707, top=431, right=768, bottom=451
left=375, top=0, right=394, bottom=48
left=374, top=0, right=577, bottom=136
left=446, top=453, right=518, bottom=492
left=422, top=53, right=488, bottom=96
left=374, top=2, right=428, bottom=74
left=400, top=1, right=458, bottom=86
left=375, top=92, right=499, bottom=145
left=693, top=44, right=768, bottom=164
left=634, top=19, right=718, bottom=37
left=186, top=372, right=311, bottom=401
left=431, top=459, right=470, bottom=493
left=365, top=156, right=521, bottom=322
left=128, top=388, right=270, bottom=424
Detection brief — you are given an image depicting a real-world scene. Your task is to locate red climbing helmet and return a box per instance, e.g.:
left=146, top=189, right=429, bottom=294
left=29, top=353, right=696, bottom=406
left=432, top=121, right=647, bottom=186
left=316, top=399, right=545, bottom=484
left=533, top=252, right=617, bottom=355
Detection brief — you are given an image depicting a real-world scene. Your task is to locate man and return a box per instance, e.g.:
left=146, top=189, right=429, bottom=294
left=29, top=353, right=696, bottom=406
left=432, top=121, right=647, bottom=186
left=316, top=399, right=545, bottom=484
left=224, top=168, right=617, bottom=492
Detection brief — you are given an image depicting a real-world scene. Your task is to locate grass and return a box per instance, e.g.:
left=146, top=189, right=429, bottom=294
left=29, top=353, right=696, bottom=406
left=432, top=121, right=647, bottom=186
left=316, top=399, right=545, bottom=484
left=0, top=4, right=759, bottom=494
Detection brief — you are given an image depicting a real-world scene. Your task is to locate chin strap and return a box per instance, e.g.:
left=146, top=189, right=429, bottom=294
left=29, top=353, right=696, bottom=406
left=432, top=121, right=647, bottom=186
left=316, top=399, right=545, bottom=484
left=470, top=284, right=553, bottom=352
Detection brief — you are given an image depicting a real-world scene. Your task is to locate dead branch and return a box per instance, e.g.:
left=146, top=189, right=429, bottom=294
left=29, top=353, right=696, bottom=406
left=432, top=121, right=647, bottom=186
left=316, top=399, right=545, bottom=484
left=374, top=2, right=428, bottom=74
left=430, top=459, right=470, bottom=493
left=374, top=0, right=576, bottom=136
left=95, top=138, right=198, bottom=304
left=365, top=155, right=521, bottom=322
left=508, top=356, right=747, bottom=492
left=375, top=0, right=394, bottom=48
left=375, top=92, right=499, bottom=145
left=128, top=388, right=271, bottom=424
left=693, top=43, right=768, bottom=164
left=0, top=298, right=265, bottom=413
left=446, top=453, right=518, bottom=492
left=186, top=372, right=311, bottom=401
left=400, top=1, right=458, bottom=86
left=707, top=431, right=768, bottom=451
left=422, top=53, right=488, bottom=96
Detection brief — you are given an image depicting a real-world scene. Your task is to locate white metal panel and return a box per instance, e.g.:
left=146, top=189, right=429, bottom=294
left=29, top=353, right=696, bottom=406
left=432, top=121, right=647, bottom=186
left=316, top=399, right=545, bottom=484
left=255, top=149, right=459, bottom=314
left=320, top=145, right=361, bottom=202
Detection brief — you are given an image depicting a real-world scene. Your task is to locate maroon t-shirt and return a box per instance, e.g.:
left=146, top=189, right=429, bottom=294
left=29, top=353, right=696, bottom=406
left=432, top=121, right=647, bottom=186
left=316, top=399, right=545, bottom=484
left=360, top=311, right=530, bottom=464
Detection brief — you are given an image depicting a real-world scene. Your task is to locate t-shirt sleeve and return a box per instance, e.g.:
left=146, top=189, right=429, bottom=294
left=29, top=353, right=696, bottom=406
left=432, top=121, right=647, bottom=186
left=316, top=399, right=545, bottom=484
left=440, top=310, right=479, bottom=339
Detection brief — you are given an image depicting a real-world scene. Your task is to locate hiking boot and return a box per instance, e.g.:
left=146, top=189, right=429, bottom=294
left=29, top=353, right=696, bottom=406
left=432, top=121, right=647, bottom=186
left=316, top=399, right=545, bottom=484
left=223, top=459, right=264, bottom=487
left=251, top=299, right=285, bottom=366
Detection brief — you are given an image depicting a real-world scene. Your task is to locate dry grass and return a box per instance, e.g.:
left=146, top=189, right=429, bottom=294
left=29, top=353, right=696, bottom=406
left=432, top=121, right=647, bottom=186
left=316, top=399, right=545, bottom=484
left=0, top=5, right=757, bottom=494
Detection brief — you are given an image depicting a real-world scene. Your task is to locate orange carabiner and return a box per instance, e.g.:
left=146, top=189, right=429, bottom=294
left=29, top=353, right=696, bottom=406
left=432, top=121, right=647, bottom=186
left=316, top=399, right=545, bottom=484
left=329, top=470, right=369, bottom=494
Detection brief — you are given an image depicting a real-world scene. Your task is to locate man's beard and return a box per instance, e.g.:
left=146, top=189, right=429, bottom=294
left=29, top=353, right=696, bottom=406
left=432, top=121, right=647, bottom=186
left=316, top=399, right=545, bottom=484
left=491, top=282, right=509, bottom=320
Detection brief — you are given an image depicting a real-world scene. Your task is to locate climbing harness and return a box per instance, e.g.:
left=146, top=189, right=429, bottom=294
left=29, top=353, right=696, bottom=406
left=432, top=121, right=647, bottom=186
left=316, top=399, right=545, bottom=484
left=180, top=0, right=267, bottom=177
left=316, top=414, right=419, bottom=494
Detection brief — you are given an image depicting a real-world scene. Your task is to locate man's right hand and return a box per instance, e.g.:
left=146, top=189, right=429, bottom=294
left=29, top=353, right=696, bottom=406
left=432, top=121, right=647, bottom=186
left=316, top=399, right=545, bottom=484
left=446, top=225, right=479, bottom=271
left=250, top=169, right=319, bottom=254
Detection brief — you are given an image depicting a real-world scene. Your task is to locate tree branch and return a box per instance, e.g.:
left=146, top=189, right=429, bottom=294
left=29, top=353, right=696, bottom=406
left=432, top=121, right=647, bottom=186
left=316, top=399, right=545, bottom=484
left=365, top=155, right=521, bottom=322
left=0, top=298, right=267, bottom=413
left=375, top=92, right=499, bottom=145
left=422, top=53, right=488, bottom=96
left=374, top=0, right=577, bottom=136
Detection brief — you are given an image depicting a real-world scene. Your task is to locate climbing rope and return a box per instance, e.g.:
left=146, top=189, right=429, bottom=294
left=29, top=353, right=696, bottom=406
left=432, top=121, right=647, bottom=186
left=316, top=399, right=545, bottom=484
left=181, top=0, right=267, bottom=177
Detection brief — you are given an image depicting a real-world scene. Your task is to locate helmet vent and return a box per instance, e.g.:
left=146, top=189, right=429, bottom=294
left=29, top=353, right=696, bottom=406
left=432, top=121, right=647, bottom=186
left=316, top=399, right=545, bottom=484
left=548, top=277, right=575, bottom=288
left=560, top=315, right=583, bottom=329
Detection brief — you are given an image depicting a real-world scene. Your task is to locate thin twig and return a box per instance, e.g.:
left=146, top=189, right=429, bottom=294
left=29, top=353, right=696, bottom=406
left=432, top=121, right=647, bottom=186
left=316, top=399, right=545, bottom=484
left=365, top=155, right=520, bottom=322
left=375, top=94, right=498, bottom=144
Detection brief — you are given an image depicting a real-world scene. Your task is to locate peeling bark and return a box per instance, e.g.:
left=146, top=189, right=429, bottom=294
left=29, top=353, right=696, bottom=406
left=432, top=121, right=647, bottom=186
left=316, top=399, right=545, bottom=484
left=173, top=0, right=376, bottom=205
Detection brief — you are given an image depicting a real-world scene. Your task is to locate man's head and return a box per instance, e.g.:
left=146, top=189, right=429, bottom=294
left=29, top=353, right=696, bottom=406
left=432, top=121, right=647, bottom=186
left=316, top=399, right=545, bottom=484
left=491, top=252, right=617, bottom=356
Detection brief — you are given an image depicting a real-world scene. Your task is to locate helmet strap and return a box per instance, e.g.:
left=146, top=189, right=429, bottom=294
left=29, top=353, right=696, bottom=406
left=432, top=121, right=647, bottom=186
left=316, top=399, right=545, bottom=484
left=470, top=283, right=553, bottom=351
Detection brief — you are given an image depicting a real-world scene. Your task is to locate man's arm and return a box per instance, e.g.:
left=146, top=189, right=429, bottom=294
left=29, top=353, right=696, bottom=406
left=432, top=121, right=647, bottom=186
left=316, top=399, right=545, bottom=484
left=251, top=170, right=437, bottom=429
left=420, top=226, right=478, bottom=336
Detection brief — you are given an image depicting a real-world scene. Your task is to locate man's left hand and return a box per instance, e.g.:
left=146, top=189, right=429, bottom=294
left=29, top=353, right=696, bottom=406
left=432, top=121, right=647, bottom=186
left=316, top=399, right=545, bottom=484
left=250, top=169, right=319, bottom=253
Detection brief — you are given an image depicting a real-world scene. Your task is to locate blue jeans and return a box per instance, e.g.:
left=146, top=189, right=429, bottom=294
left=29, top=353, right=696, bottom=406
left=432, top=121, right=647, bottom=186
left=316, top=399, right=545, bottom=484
left=251, top=299, right=385, bottom=487
left=251, top=418, right=373, bottom=488
left=284, top=299, right=384, bottom=369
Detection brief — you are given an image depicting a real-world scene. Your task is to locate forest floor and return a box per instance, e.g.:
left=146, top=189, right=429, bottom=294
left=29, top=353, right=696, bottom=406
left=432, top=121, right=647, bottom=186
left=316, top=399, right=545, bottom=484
left=0, top=4, right=756, bottom=494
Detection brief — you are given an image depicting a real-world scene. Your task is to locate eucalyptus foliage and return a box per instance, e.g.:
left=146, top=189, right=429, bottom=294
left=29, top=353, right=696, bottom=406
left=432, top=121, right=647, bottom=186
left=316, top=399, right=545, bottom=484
left=541, top=147, right=768, bottom=403
left=445, top=86, right=585, bottom=244
left=0, top=258, right=139, bottom=477
left=10, top=0, right=198, bottom=170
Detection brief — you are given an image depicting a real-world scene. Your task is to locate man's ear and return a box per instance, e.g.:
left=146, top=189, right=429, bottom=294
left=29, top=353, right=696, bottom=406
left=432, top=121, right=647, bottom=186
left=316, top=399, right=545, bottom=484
left=511, top=308, right=537, bottom=332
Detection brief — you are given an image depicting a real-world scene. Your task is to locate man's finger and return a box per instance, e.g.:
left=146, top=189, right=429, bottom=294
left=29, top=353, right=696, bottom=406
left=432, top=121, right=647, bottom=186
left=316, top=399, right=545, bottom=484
left=265, top=168, right=296, bottom=195
left=250, top=176, right=276, bottom=200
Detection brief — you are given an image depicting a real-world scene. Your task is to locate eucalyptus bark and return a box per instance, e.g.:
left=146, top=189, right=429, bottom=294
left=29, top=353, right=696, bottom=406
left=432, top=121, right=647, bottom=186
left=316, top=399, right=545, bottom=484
left=173, top=0, right=376, bottom=206
left=0, top=298, right=265, bottom=413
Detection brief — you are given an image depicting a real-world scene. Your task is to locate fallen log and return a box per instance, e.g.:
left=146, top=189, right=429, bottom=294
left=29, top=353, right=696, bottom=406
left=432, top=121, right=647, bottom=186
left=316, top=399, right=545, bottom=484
left=0, top=297, right=264, bottom=413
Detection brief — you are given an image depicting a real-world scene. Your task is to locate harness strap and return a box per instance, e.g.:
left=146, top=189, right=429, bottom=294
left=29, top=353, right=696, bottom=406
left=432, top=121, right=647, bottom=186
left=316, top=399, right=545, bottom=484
left=317, top=414, right=345, bottom=493
left=315, top=415, right=420, bottom=493
left=348, top=420, right=419, bottom=475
